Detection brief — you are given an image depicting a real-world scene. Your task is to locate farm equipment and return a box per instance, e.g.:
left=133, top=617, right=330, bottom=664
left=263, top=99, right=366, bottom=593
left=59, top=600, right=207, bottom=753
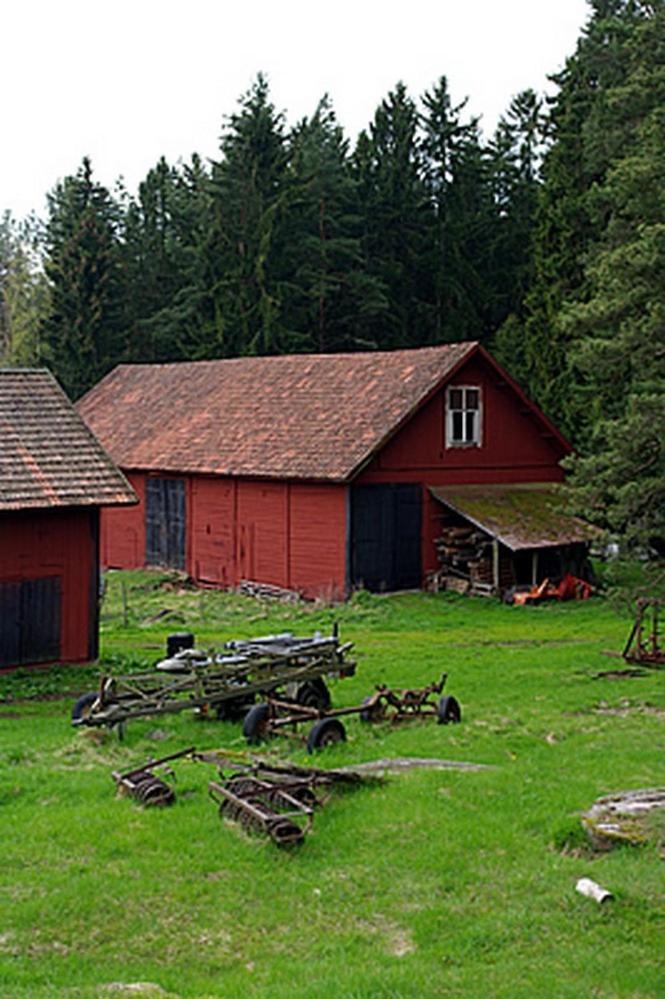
left=72, top=628, right=355, bottom=729
left=202, top=754, right=378, bottom=847
left=111, top=746, right=194, bottom=806
left=620, top=598, right=664, bottom=668
left=242, top=674, right=462, bottom=752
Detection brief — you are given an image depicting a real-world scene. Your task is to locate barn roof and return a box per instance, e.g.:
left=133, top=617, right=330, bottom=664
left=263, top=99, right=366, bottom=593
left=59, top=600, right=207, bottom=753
left=429, top=484, right=597, bottom=551
left=0, top=369, right=137, bottom=512
left=78, top=343, right=488, bottom=482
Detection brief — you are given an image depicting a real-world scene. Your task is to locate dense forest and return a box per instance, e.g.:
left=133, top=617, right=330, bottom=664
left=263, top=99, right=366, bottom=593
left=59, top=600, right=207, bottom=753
left=0, top=0, right=663, bottom=554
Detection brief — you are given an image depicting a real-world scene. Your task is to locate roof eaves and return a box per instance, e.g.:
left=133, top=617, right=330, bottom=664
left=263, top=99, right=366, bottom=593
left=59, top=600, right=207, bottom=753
left=345, top=342, right=480, bottom=482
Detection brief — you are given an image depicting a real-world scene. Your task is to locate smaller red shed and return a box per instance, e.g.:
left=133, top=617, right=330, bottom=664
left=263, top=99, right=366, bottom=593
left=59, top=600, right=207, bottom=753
left=0, top=369, right=136, bottom=669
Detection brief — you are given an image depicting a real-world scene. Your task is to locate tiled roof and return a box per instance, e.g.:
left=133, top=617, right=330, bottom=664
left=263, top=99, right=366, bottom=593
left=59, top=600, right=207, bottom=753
left=78, top=344, right=478, bottom=482
left=429, top=484, right=598, bottom=550
left=0, top=369, right=137, bottom=511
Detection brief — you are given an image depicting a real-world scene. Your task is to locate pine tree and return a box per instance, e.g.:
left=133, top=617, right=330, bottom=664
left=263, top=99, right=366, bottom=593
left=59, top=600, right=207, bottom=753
left=280, top=96, right=387, bottom=352
left=199, top=74, right=289, bottom=358
left=521, top=0, right=653, bottom=436
left=353, top=83, right=432, bottom=349
left=40, top=158, right=124, bottom=398
left=420, top=77, right=496, bottom=343
left=489, top=90, right=544, bottom=379
left=121, top=155, right=210, bottom=362
left=563, top=2, right=665, bottom=552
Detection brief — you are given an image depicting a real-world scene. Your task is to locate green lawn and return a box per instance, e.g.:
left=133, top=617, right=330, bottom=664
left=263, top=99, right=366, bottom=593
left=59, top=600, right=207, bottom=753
left=0, top=572, right=663, bottom=998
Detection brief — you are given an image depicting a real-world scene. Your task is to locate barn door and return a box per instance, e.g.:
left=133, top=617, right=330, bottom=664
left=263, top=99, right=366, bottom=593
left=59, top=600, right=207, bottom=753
left=0, top=577, right=62, bottom=668
left=146, top=478, right=186, bottom=570
left=350, top=484, right=422, bottom=592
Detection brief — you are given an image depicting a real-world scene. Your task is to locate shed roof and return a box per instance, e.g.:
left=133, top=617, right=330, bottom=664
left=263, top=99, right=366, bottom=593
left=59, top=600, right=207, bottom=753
left=0, top=369, right=137, bottom=512
left=79, top=342, right=565, bottom=482
left=429, top=484, right=596, bottom=551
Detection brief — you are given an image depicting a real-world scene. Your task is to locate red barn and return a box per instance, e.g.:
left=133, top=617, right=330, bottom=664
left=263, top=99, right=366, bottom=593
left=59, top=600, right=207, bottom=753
left=78, top=342, right=589, bottom=599
left=0, top=370, right=136, bottom=669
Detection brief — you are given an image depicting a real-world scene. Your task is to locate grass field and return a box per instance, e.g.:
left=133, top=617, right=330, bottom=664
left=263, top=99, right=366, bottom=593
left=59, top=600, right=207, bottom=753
left=0, top=571, right=663, bottom=998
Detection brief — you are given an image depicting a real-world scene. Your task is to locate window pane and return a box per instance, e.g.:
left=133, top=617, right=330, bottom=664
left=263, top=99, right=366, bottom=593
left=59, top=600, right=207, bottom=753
left=449, top=388, right=463, bottom=410
left=466, top=389, right=479, bottom=410
left=452, top=411, right=464, bottom=441
left=465, top=411, right=477, bottom=442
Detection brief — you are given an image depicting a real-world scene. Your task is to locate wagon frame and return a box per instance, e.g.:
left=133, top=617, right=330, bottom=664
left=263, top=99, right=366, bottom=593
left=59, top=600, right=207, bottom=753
left=71, top=629, right=355, bottom=728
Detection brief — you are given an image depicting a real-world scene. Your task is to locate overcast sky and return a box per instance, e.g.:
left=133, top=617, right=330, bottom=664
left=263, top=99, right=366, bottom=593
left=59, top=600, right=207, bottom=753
left=2, top=0, right=590, bottom=220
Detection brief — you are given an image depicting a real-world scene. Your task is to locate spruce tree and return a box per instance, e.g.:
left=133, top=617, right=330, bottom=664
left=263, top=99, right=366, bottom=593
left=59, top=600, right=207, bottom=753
left=353, top=83, right=432, bottom=349
left=41, top=158, right=124, bottom=398
left=280, top=96, right=387, bottom=352
left=521, top=0, right=652, bottom=436
left=488, top=90, right=544, bottom=379
left=563, top=1, right=665, bottom=552
left=199, top=74, right=289, bottom=358
left=122, top=155, right=210, bottom=362
left=420, top=77, right=496, bottom=343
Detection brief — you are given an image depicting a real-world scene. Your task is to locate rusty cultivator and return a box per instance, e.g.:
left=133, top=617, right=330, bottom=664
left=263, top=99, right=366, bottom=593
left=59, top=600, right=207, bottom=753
left=209, top=775, right=314, bottom=846
left=111, top=747, right=195, bottom=806
left=72, top=628, right=355, bottom=729
left=242, top=674, right=461, bottom=752
left=202, top=754, right=376, bottom=847
left=110, top=746, right=377, bottom=847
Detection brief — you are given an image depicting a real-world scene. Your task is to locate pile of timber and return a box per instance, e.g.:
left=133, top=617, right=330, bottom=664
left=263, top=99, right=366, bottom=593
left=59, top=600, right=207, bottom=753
left=431, top=524, right=496, bottom=597
left=238, top=579, right=302, bottom=603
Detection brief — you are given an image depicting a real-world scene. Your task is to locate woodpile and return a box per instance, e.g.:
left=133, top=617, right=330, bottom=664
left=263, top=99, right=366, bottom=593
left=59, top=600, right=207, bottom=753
left=238, top=579, right=302, bottom=603
left=430, top=520, right=512, bottom=597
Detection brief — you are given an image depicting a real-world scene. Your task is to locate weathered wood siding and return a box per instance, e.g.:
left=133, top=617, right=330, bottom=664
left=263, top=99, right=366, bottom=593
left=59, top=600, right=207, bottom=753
left=101, top=471, right=146, bottom=569
left=357, top=354, right=566, bottom=580
left=100, top=475, right=347, bottom=600
left=0, top=507, right=98, bottom=668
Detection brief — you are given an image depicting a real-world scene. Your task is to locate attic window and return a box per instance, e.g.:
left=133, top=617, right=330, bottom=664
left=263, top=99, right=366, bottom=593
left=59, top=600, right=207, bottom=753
left=446, top=386, right=481, bottom=447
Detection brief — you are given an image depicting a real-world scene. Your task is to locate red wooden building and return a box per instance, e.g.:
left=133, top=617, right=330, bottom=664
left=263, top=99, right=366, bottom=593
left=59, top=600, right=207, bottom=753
left=78, top=342, right=588, bottom=599
left=0, top=370, right=136, bottom=669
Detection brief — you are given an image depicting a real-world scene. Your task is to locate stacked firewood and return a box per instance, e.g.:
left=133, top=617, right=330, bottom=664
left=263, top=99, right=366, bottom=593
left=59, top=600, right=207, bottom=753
left=431, top=523, right=498, bottom=597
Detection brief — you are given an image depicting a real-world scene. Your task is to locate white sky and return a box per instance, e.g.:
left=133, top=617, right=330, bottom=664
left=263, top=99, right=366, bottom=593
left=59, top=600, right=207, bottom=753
left=2, top=0, right=590, bottom=220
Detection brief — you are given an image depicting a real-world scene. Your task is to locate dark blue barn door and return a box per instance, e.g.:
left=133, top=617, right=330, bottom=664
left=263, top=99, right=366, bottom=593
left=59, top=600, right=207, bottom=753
left=350, top=484, right=422, bottom=592
left=146, top=478, right=186, bottom=570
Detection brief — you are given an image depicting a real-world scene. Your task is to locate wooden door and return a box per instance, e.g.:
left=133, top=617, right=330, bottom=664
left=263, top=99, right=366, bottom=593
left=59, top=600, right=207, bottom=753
left=145, top=478, right=186, bottom=570
left=350, top=484, right=422, bottom=592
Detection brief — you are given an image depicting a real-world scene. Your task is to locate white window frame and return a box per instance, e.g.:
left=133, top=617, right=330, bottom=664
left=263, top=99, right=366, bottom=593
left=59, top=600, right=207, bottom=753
left=445, top=385, right=482, bottom=448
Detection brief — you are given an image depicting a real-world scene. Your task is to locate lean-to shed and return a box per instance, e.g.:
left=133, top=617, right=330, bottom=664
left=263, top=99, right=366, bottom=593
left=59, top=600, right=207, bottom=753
left=78, top=342, right=589, bottom=599
left=0, top=369, right=136, bottom=668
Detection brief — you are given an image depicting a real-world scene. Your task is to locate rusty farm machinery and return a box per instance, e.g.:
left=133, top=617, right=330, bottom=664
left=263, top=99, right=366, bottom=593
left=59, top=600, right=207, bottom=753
left=71, top=627, right=355, bottom=729
left=241, top=673, right=462, bottom=752
left=109, top=746, right=377, bottom=847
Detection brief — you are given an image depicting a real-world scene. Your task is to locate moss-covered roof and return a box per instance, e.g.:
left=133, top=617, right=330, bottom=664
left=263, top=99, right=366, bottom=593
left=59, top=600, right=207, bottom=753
left=429, top=483, right=597, bottom=551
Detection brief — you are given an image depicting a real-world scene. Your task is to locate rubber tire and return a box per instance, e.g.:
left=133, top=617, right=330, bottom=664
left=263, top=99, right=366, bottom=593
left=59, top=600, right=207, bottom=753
left=216, top=695, right=255, bottom=721
left=242, top=702, right=271, bottom=745
left=295, top=678, right=331, bottom=711
left=437, top=695, right=461, bottom=725
left=71, top=691, right=98, bottom=724
left=306, top=717, right=346, bottom=754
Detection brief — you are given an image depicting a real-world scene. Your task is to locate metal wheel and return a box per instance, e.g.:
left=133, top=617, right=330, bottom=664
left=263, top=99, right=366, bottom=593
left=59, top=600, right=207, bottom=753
left=242, top=702, right=271, bottom=745
left=437, top=695, right=461, bottom=725
left=306, top=717, right=346, bottom=753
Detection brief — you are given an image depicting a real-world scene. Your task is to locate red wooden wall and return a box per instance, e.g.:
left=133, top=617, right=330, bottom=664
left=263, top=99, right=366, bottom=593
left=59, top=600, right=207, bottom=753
left=0, top=507, right=98, bottom=666
left=101, top=472, right=145, bottom=569
left=357, top=354, right=567, bottom=578
left=99, top=353, right=567, bottom=595
left=102, top=474, right=348, bottom=601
